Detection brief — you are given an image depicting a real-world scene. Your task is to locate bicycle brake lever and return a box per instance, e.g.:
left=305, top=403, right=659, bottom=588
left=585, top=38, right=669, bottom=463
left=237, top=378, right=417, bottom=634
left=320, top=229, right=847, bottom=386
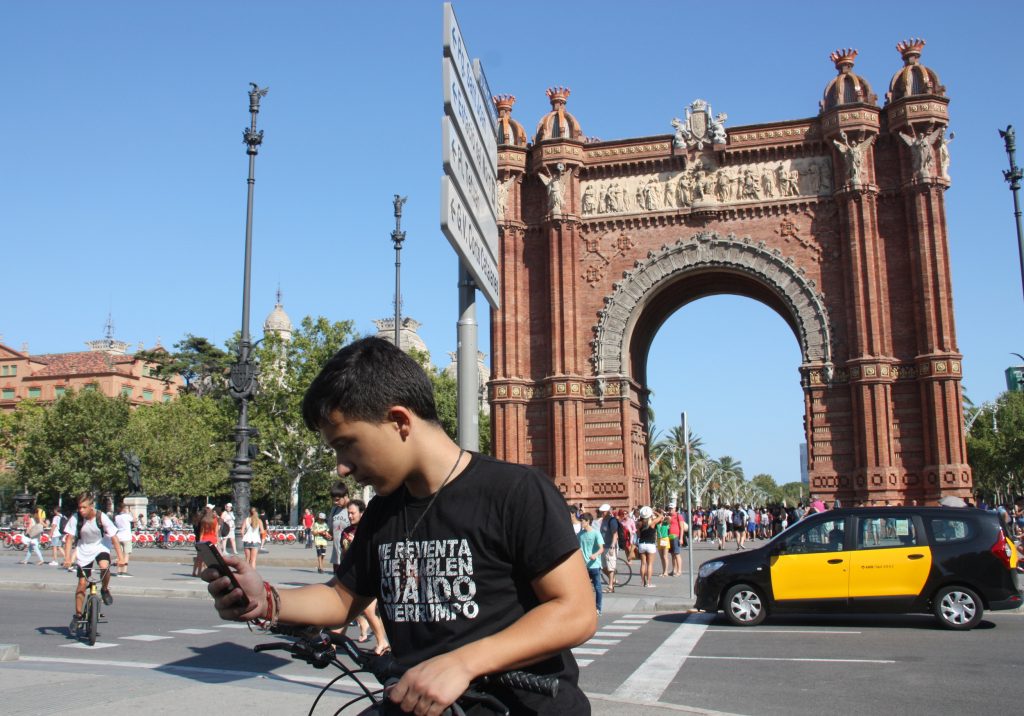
left=254, top=643, right=290, bottom=653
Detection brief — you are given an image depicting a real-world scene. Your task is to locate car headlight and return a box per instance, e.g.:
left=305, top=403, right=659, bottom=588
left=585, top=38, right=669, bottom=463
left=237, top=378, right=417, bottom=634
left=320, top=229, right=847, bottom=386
left=698, top=560, right=724, bottom=579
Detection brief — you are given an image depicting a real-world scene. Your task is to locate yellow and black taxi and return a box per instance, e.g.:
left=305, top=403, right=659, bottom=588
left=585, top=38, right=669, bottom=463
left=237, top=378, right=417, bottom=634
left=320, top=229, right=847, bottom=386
left=695, top=507, right=1021, bottom=629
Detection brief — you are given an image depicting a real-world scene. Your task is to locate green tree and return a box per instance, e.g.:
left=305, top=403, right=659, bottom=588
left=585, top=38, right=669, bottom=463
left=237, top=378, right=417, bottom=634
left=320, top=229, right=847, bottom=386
left=249, top=316, right=356, bottom=524
left=750, top=473, right=780, bottom=503
left=122, top=394, right=235, bottom=503
left=778, top=481, right=809, bottom=506
left=649, top=425, right=706, bottom=508
left=967, top=390, right=1024, bottom=503
left=410, top=348, right=491, bottom=455
left=138, top=334, right=234, bottom=398
left=17, top=389, right=131, bottom=504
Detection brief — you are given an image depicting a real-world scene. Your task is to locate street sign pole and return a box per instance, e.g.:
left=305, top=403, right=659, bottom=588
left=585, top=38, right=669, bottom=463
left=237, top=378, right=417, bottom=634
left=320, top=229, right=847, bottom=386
left=457, top=264, right=479, bottom=450
left=442, top=3, right=498, bottom=450
left=683, top=411, right=694, bottom=599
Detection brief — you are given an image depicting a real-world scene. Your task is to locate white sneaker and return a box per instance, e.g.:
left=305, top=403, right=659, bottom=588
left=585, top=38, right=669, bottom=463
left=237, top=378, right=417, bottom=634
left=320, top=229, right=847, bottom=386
left=48, top=561, right=58, bottom=566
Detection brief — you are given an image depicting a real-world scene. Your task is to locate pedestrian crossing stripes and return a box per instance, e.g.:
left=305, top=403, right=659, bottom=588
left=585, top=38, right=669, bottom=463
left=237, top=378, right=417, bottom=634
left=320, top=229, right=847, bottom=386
left=169, top=628, right=219, bottom=634
left=119, top=634, right=173, bottom=641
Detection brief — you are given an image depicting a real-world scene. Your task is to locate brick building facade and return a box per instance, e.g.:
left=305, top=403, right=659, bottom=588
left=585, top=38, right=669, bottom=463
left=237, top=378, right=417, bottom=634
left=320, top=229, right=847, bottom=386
left=490, top=40, right=969, bottom=508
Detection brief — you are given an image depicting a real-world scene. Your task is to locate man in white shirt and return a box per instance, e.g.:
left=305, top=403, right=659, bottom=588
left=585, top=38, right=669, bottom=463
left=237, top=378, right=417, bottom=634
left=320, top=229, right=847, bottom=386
left=113, top=503, right=134, bottom=576
left=63, top=493, right=125, bottom=622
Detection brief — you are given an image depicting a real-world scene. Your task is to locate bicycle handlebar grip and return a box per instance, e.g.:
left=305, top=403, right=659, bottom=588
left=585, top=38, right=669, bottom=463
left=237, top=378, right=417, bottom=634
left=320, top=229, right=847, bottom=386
left=492, top=670, right=559, bottom=698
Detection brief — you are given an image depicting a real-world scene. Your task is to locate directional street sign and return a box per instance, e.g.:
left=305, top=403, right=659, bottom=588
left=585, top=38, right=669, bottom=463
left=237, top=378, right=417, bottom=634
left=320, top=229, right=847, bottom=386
left=441, top=174, right=500, bottom=305
left=441, top=3, right=499, bottom=308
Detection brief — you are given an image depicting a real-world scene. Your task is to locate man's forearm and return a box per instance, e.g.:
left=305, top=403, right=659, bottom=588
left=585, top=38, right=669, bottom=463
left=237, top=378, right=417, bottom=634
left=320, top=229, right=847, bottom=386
left=277, top=580, right=371, bottom=628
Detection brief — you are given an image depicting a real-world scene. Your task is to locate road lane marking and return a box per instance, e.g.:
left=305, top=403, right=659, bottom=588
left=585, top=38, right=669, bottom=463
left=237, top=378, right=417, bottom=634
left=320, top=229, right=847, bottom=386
left=572, top=647, right=609, bottom=655
left=611, top=612, right=715, bottom=703
left=622, top=614, right=654, bottom=619
left=585, top=639, right=621, bottom=645
left=686, top=655, right=895, bottom=663
left=214, top=623, right=252, bottom=629
left=169, top=628, right=218, bottom=635
left=613, top=620, right=649, bottom=625
left=61, top=642, right=118, bottom=649
left=704, top=629, right=861, bottom=634
left=594, top=631, right=631, bottom=638
left=120, top=634, right=173, bottom=641
left=607, top=624, right=642, bottom=630
left=575, top=659, right=594, bottom=667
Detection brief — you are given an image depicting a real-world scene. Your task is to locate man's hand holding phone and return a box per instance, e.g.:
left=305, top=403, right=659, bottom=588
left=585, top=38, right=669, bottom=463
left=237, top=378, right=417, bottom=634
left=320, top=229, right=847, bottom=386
left=198, top=543, right=263, bottom=621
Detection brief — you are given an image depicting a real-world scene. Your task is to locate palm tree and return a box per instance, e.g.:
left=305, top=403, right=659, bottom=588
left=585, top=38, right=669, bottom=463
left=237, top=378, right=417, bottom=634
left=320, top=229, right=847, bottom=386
left=649, top=425, right=707, bottom=508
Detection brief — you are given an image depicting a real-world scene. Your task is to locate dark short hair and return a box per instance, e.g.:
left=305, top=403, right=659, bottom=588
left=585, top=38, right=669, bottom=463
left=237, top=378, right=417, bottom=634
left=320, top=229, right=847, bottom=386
left=329, top=481, right=350, bottom=499
left=348, top=498, right=366, bottom=513
left=301, top=337, right=438, bottom=430
left=581, top=512, right=594, bottom=523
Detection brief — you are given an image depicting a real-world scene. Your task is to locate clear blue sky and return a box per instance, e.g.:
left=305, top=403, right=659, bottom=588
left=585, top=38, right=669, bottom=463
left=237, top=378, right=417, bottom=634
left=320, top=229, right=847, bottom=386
left=3, top=1, right=1022, bottom=484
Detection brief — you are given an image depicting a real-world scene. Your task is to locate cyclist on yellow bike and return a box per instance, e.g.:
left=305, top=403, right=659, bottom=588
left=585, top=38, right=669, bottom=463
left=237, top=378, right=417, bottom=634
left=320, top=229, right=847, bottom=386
left=63, top=493, right=125, bottom=621
left=204, top=338, right=596, bottom=715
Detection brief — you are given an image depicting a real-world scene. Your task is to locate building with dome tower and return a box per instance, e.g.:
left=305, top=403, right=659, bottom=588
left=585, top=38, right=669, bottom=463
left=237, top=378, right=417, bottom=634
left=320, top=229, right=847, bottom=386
left=263, top=288, right=294, bottom=343
left=490, top=40, right=966, bottom=509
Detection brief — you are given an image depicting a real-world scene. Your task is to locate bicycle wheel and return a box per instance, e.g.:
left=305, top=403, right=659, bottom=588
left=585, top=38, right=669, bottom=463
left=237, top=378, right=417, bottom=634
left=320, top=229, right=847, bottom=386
left=86, top=594, right=100, bottom=646
left=615, top=553, right=633, bottom=587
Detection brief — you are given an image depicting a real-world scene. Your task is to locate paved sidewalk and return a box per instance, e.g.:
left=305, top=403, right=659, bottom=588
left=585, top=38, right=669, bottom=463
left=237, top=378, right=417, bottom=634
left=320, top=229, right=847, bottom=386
left=0, top=539, right=719, bottom=612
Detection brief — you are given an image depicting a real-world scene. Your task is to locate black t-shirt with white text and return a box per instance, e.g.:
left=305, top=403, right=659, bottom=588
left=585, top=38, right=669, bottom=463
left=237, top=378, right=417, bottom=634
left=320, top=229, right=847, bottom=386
left=338, top=453, right=589, bottom=715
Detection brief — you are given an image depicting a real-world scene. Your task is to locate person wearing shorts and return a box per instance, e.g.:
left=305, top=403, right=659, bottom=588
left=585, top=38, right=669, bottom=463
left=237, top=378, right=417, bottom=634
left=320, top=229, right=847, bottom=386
left=636, top=506, right=657, bottom=588
left=312, top=512, right=329, bottom=573
left=63, top=493, right=124, bottom=623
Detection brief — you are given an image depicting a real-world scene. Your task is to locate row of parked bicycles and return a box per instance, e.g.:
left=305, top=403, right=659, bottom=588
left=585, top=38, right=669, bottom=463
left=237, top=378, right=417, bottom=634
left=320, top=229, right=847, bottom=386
left=0, top=524, right=307, bottom=550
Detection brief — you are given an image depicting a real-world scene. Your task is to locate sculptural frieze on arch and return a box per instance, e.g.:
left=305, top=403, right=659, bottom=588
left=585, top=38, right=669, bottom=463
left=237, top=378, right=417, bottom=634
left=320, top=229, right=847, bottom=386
left=490, top=40, right=969, bottom=510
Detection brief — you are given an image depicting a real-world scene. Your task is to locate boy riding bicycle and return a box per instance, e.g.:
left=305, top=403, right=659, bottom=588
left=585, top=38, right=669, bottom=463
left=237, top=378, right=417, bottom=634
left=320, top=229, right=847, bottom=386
left=63, top=493, right=125, bottom=622
left=203, top=337, right=595, bottom=714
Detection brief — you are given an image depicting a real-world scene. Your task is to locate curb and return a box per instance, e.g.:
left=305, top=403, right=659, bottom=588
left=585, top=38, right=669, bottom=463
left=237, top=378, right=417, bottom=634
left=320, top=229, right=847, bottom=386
left=0, top=580, right=209, bottom=600
left=0, top=643, right=18, bottom=662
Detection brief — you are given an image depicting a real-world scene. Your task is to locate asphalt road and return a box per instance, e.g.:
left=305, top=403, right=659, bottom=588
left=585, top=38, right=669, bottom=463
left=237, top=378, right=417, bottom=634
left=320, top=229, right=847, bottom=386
left=2, top=587, right=1023, bottom=715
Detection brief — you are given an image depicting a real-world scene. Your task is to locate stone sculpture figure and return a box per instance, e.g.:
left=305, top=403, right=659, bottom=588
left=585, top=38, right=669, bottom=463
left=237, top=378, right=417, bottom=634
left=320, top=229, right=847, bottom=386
left=715, top=169, right=732, bottom=202
left=122, top=449, right=143, bottom=495
left=805, top=162, right=821, bottom=193
left=741, top=168, right=759, bottom=200
left=899, top=127, right=942, bottom=181
left=497, top=177, right=513, bottom=218
left=761, top=167, right=775, bottom=198
left=818, top=158, right=833, bottom=192
left=789, top=169, right=802, bottom=197
left=833, top=131, right=875, bottom=185
left=538, top=167, right=566, bottom=214
left=939, top=131, right=954, bottom=180
left=677, top=173, right=692, bottom=207
left=581, top=184, right=596, bottom=215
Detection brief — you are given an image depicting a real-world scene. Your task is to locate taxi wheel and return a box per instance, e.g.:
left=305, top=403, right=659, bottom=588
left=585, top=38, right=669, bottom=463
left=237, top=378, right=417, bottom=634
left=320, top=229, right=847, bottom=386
left=933, top=585, right=983, bottom=630
left=723, top=583, right=766, bottom=626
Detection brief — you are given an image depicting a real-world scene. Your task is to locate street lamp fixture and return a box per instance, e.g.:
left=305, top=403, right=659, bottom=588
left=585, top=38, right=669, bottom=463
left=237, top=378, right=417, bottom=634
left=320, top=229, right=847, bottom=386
left=999, top=126, right=1024, bottom=305
left=391, top=194, right=408, bottom=348
left=229, top=82, right=268, bottom=529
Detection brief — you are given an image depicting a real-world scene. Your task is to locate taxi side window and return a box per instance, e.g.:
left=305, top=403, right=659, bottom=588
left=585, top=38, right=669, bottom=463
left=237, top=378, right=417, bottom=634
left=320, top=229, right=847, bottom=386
left=781, top=518, right=846, bottom=554
left=855, top=514, right=918, bottom=549
left=930, top=518, right=973, bottom=543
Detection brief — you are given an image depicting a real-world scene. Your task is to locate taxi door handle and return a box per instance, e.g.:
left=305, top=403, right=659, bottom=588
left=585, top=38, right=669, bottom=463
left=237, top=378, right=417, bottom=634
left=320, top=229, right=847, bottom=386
left=907, top=554, right=925, bottom=560
left=827, top=558, right=844, bottom=564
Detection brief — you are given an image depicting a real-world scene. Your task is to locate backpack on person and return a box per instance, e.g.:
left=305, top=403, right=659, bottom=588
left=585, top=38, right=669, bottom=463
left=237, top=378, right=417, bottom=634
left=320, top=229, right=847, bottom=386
left=74, top=512, right=104, bottom=546
left=616, top=519, right=628, bottom=548
left=732, top=509, right=745, bottom=528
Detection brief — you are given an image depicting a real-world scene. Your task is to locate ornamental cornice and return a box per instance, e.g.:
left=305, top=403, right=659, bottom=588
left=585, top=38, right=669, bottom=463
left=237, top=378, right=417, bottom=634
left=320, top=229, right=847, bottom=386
left=591, top=231, right=835, bottom=399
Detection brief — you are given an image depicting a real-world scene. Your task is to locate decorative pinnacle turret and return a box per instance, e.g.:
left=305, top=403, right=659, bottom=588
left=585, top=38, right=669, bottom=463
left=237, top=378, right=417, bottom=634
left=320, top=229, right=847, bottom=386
left=493, top=94, right=516, bottom=115
left=546, top=86, right=571, bottom=106
left=896, top=38, right=926, bottom=64
left=829, top=48, right=858, bottom=72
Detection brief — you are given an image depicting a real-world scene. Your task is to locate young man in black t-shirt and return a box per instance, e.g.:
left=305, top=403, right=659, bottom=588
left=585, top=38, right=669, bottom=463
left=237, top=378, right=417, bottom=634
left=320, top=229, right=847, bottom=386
left=203, top=337, right=595, bottom=714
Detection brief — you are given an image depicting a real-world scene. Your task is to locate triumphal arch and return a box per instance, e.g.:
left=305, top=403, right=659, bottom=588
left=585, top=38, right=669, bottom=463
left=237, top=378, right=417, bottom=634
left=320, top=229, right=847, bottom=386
left=490, top=40, right=970, bottom=508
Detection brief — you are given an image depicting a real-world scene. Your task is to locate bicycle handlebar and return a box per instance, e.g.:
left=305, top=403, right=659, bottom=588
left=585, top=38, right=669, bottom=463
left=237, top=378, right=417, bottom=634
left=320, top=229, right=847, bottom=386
left=257, top=624, right=559, bottom=708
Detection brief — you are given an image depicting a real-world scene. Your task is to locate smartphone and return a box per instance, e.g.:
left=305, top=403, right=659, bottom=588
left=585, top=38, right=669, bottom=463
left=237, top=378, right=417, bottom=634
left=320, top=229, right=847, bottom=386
left=195, top=541, right=251, bottom=609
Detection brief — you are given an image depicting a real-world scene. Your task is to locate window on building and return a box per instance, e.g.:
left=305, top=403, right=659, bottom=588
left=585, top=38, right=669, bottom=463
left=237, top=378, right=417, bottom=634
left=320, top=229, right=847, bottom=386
left=162, top=394, right=172, bottom=403
left=142, top=389, right=153, bottom=401
left=83, top=383, right=97, bottom=392
left=2, top=388, right=14, bottom=400
left=28, top=387, right=41, bottom=399
left=122, top=387, right=133, bottom=398
left=1, top=366, right=7, bottom=376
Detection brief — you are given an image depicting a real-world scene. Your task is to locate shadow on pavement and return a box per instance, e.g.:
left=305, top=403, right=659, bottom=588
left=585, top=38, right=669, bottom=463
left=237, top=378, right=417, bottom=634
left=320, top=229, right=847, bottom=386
left=156, top=641, right=306, bottom=684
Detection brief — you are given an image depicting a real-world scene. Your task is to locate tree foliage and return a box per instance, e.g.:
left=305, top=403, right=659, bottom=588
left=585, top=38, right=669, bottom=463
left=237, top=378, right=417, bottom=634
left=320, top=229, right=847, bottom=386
left=138, top=334, right=233, bottom=398
left=967, top=390, right=1024, bottom=502
left=17, top=389, right=131, bottom=503
left=122, top=394, right=235, bottom=501
left=249, top=316, right=357, bottom=521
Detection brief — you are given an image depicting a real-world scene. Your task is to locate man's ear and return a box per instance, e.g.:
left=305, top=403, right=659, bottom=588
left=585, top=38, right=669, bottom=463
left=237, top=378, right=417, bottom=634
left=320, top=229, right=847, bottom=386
left=386, top=406, right=414, bottom=439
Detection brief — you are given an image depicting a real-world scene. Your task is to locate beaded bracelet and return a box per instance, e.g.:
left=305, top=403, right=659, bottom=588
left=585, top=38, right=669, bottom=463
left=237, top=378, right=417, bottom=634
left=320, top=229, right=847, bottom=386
left=248, top=581, right=280, bottom=631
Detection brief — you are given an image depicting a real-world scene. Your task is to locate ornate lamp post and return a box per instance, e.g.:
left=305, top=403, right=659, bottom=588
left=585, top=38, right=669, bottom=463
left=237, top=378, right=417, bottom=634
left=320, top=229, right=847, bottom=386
left=999, top=126, right=1024, bottom=304
left=391, top=194, right=408, bottom=347
left=228, top=83, right=268, bottom=531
